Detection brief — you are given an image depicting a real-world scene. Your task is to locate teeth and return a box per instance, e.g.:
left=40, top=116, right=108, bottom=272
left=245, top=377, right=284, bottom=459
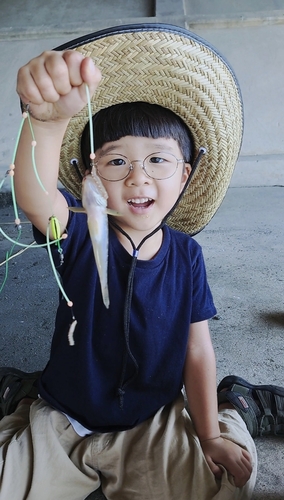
left=128, top=198, right=152, bottom=204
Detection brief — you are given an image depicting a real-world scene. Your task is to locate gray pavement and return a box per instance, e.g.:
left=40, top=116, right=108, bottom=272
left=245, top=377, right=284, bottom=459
left=1, top=1, right=284, bottom=498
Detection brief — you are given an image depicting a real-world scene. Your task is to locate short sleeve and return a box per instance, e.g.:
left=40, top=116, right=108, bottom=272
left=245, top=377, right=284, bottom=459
left=190, top=244, right=217, bottom=323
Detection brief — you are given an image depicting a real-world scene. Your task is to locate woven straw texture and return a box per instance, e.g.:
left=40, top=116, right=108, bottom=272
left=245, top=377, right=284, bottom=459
left=58, top=27, right=243, bottom=235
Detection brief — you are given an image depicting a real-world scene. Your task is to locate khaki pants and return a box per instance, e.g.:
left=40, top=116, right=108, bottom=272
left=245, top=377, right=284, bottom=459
left=0, top=395, right=257, bottom=500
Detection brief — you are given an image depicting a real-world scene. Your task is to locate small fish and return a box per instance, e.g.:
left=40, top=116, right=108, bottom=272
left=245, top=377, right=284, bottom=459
left=69, top=172, right=120, bottom=308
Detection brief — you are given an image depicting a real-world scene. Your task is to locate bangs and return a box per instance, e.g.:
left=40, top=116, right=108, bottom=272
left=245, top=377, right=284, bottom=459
left=81, top=102, right=194, bottom=170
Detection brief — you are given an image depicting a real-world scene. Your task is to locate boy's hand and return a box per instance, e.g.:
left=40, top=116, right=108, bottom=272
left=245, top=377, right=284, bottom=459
left=200, top=436, right=252, bottom=487
left=16, top=50, right=102, bottom=122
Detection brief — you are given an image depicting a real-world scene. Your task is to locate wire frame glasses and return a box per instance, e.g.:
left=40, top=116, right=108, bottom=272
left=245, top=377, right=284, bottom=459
left=95, top=152, right=184, bottom=181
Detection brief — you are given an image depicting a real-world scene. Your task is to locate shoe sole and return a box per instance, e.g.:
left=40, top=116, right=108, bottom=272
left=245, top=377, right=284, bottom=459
left=217, top=375, right=284, bottom=397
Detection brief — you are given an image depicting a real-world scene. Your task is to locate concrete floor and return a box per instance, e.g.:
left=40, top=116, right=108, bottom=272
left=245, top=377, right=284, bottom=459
left=1, top=1, right=284, bottom=498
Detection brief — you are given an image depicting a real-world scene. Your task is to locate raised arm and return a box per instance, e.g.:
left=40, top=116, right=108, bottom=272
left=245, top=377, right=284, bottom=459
left=14, top=50, right=101, bottom=235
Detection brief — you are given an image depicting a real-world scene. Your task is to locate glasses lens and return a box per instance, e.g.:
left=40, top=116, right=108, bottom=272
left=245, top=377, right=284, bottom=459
left=144, top=152, right=178, bottom=179
left=96, top=152, right=180, bottom=181
left=96, top=154, right=130, bottom=181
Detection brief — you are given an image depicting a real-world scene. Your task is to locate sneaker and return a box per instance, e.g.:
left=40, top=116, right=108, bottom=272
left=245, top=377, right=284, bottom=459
left=217, top=375, right=284, bottom=438
left=0, top=367, right=41, bottom=419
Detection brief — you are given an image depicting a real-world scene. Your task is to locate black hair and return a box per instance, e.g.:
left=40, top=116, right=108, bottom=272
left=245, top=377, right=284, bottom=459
left=80, top=101, right=195, bottom=170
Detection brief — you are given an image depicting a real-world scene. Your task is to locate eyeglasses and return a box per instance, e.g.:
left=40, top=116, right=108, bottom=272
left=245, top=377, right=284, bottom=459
left=94, top=152, right=184, bottom=182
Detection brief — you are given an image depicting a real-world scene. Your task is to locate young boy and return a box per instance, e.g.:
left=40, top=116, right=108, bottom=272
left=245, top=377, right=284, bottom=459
left=1, top=23, right=282, bottom=500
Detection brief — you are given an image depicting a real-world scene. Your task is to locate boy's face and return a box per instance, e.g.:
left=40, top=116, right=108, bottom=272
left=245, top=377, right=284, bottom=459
left=95, top=136, right=191, bottom=237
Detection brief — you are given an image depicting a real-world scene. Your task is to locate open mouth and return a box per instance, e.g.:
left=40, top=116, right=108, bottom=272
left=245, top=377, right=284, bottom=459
left=127, top=197, right=154, bottom=208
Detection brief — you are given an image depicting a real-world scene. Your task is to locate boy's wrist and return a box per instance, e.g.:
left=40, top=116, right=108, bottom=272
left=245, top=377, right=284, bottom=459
left=20, top=101, right=46, bottom=122
left=20, top=100, right=71, bottom=126
left=199, top=435, right=221, bottom=443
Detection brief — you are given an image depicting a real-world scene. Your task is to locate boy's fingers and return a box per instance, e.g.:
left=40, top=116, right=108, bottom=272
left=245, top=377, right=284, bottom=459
left=61, top=50, right=87, bottom=88
left=17, top=51, right=69, bottom=104
left=207, top=459, right=223, bottom=479
left=80, top=56, right=102, bottom=92
left=229, top=451, right=252, bottom=488
left=16, top=49, right=102, bottom=121
left=17, top=51, right=101, bottom=104
left=17, top=50, right=82, bottom=104
left=43, top=50, right=74, bottom=97
left=17, top=64, right=46, bottom=104
left=62, top=51, right=102, bottom=99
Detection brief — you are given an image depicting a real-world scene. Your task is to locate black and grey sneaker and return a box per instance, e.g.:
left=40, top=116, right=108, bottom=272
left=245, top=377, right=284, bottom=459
left=0, top=367, right=41, bottom=419
left=217, top=375, right=284, bottom=438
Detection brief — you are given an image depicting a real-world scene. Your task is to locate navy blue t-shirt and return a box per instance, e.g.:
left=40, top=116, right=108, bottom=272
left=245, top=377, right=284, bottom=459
left=35, top=190, right=216, bottom=432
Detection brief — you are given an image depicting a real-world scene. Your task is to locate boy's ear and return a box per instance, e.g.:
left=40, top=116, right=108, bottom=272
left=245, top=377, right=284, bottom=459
left=184, top=162, right=192, bottom=175
left=180, top=162, right=192, bottom=190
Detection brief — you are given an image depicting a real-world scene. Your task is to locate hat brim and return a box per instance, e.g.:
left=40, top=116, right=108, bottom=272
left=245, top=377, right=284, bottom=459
left=55, top=23, right=243, bottom=235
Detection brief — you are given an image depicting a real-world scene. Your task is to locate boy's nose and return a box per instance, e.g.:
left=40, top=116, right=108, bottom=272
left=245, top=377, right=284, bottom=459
left=126, top=160, right=151, bottom=184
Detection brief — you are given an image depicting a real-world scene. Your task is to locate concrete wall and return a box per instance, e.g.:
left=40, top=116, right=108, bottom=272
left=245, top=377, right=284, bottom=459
left=1, top=1, right=284, bottom=189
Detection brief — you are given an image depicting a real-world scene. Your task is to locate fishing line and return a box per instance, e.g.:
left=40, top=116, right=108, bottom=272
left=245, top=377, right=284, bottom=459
left=0, top=103, right=74, bottom=316
left=0, top=227, right=62, bottom=249
left=46, top=221, right=72, bottom=306
left=26, top=111, right=49, bottom=195
left=86, top=85, right=95, bottom=158
left=8, top=111, right=27, bottom=225
left=0, top=229, right=22, bottom=294
left=0, top=241, right=36, bottom=266
left=0, top=85, right=99, bottom=345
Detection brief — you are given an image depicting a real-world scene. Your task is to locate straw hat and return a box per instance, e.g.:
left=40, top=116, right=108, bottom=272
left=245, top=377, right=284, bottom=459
left=55, top=23, right=243, bottom=235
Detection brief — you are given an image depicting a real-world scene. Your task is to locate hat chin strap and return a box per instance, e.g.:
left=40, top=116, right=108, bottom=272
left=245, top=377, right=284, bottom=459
left=109, top=147, right=206, bottom=409
left=164, top=146, right=207, bottom=224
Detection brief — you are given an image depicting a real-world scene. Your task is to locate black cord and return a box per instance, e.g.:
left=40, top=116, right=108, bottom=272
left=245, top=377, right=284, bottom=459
left=70, top=159, right=84, bottom=183
left=110, top=147, right=207, bottom=408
